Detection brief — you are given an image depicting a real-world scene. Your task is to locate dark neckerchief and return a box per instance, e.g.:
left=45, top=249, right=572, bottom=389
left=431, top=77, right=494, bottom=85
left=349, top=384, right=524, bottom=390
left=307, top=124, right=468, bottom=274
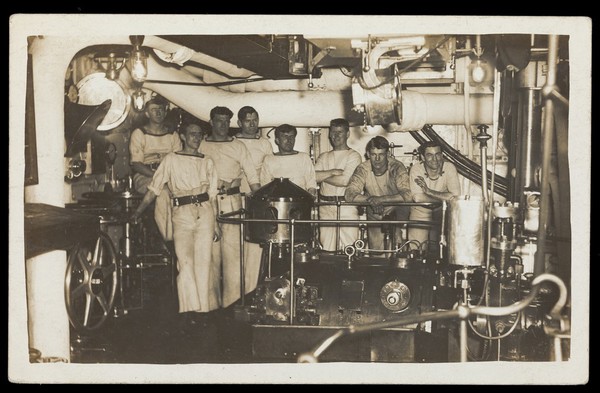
left=205, top=136, right=234, bottom=143
left=236, top=133, right=261, bottom=140
left=142, top=125, right=170, bottom=136
left=175, top=151, right=205, bottom=158
left=275, top=151, right=299, bottom=156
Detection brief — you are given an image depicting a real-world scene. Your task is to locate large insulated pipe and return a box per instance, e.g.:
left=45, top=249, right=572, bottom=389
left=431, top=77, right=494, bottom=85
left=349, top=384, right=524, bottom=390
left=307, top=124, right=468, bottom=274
left=145, top=55, right=353, bottom=127
left=144, top=35, right=256, bottom=79
left=184, top=65, right=354, bottom=93
left=147, top=55, right=494, bottom=128
left=396, top=91, right=494, bottom=131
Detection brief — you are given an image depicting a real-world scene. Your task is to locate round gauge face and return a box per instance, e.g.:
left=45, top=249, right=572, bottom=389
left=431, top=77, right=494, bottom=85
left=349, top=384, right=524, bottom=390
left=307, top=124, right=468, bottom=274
left=105, top=143, right=117, bottom=163
left=380, top=280, right=411, bottom=313
left=76, top=72, right=131, bottom=131
left=526, top=193, right=540, bottom=209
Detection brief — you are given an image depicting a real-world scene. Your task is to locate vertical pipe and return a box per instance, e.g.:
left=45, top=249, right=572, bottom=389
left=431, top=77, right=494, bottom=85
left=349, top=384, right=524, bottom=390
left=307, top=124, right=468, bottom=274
left=518, top=89, right=543, bottom=192
left=486, top=70, right=502, bottom=270
left=463, top=37, right=474, bottom=195
left=335, top=202, right=341, bottom=252
left=289, top=220, right=295, bottom=325
left=480, top=143, right=489, bottom=206
left=268, top=241, right=273, bottom=278
left=460, top=318, right=468, bottom=362
left=439, top=201, right=447, bottom=259
left=535, top=35, right=558, bottom=277
left=239, top=211, right=245, bottom=306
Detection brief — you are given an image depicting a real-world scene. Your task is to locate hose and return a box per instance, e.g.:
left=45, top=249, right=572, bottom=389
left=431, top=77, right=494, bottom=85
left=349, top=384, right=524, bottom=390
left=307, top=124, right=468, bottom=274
left=422, top=125, right=509, bottom=191
left=419, top=126, right=509, bottom=197
left=409, top=129, right=508, bottom=197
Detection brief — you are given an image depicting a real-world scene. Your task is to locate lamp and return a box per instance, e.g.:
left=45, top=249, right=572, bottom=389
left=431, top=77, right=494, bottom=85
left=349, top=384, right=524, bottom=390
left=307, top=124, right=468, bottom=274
left=129, top=35, right=148, bottom=83
left=96, top=52, right=126, bottom=80
left=132, top=88, right=146, bottom=112
left=471, top=58, right=487, bottom=83
left=470, top=35, right=487, bottom=85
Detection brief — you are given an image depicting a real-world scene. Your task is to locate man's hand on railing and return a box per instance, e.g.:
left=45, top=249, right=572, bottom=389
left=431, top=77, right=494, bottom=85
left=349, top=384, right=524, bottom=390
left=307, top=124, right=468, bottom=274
left=367, top=195, right=385, bottom=214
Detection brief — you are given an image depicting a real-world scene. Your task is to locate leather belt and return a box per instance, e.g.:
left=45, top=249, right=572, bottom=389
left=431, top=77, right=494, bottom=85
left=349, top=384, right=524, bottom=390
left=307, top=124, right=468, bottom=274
left=319, top=194, right=345, bottom=202
left=220, top=186, right=240, bottom=196
left=172, top=193, right=209, bottom=207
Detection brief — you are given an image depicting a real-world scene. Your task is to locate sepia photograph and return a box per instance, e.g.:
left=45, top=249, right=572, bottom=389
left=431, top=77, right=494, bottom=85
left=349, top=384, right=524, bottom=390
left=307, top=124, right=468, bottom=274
left=9, top=14, right=590, bottom=384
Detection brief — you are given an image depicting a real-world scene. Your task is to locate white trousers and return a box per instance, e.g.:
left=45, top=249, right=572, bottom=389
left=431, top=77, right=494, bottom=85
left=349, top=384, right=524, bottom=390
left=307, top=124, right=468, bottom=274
left=217, top=194, right=262, bottom=308
left=318, top=204, right=359, bottom=251
left=134, top=173, right=173, bottom=241
left=172, top=202, right=221, bottom=313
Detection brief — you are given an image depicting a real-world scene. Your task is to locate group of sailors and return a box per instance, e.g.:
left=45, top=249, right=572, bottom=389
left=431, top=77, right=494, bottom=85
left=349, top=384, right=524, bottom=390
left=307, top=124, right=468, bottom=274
left=128, top=96, right=460, bottom=322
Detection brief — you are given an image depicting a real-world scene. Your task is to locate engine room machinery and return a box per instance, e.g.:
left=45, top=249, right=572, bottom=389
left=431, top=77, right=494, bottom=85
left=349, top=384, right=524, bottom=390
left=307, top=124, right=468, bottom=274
left=18, top=26, right=575, bottom=370
left=228, top=182, right=570, bottom=362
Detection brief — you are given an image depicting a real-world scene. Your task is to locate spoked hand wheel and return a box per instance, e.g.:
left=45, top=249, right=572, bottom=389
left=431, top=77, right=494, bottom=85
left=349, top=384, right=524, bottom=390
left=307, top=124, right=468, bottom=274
left=65, top=231, right=118, bottom=331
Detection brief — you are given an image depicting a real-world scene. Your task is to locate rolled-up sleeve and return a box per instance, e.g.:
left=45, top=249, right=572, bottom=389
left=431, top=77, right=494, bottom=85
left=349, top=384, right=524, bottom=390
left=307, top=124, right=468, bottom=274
left=392, top=161, right=412, bottom=201
left=147, top=154, right=170, bottom=196
left=129, top=129, right=145, bottom=164
left=344, top=164, right=367, bottom=202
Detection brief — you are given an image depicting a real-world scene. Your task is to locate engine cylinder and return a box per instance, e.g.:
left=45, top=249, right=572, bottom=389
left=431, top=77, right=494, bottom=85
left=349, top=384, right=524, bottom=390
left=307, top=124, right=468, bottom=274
left=448, top=196, right=485, bottom=266
left=245, top=178, right=313, bottom=244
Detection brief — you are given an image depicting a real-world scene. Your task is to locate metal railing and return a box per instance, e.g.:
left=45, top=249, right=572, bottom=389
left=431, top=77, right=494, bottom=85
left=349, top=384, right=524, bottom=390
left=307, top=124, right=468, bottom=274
left=218, top=200, right=442, bottom=322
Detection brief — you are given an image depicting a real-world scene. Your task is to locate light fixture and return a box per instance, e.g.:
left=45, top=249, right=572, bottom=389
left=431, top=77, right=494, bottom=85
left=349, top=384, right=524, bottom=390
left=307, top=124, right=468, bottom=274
left=96, top=52, right=126, bottom=81
left=132, top=88, right=146, bottom=112
left=470, top=34, right=487, bottom=84
left=129, top=35, right=148, bottom=83
left=471, top=58, right=487, bottom=83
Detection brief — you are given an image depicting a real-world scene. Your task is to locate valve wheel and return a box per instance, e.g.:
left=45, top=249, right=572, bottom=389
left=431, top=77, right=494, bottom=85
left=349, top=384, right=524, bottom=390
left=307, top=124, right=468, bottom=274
left=65, top=231, right=118, bottom=332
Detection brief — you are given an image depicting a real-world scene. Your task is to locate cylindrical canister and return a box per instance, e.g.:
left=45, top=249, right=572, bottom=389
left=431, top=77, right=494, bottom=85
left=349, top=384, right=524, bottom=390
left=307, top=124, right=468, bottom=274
left=448, top=196, right=485, bottom=266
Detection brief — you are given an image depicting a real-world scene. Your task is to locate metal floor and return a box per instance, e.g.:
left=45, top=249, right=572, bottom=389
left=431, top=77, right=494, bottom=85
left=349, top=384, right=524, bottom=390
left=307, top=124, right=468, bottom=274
left=70, top=286, right=258, bottom=364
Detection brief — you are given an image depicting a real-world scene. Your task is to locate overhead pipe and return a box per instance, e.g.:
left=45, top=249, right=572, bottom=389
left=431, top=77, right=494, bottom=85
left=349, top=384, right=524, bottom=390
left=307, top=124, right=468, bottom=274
left=144, top=35, right=256, bottom=79
left=183, top=65, right=354, bottom=93
left=396, top=91, right=493, bottom=131
left=144, top=56, right=353, bottom=127
left=148, top=53, right=495, bottom=128
left=29, top=35, right=494, bottom=130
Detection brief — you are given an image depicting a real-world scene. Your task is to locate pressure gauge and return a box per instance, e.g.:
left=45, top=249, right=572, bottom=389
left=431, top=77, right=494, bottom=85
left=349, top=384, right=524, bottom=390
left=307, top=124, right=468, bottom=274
left=105, top=143, right=118, bottom=164
left=380, top=280, right=411, bottom=313
left=526, top=192, right=540, bottom=209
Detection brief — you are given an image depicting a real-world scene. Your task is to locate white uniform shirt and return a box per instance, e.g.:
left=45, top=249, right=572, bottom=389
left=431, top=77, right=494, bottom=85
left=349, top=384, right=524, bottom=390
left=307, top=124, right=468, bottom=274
left=315, top=148, right=362, bottom=196
left=261, top=152, right=317, bottom=191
